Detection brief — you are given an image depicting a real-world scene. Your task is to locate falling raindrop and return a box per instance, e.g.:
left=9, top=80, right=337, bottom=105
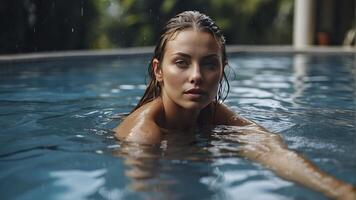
left=71, top=28, right=74, bottom=32
left=81, top=0, right=84, bottom=16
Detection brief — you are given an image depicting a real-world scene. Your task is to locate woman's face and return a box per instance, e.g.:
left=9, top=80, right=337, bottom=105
left=154, top=29, right=223, bottom=111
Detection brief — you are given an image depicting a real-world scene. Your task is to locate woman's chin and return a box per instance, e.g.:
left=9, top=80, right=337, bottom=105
left=181, top=101, right=210, bottom=110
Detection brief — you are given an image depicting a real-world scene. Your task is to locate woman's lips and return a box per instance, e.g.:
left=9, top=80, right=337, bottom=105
left=184, top=88, right=207, bottom=94
left=184, top=88, right=207, bottom=99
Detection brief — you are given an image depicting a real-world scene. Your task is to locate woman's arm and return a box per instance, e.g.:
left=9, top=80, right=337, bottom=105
left=215, top=103, right=356, bottom=200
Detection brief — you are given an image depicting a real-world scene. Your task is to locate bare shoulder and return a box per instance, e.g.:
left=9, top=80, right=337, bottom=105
left=214, top=103, right=254, bottom=126
left=113, top=99, right=163, bottom=144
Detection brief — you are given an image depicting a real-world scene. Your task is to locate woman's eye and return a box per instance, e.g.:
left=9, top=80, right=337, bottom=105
left=201, top=60, right=219, bottom=69
left=175, top=60, right=188, bottom=68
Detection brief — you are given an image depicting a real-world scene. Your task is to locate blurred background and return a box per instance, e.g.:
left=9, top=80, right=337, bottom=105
left=0, top=0, right=355, bottom=54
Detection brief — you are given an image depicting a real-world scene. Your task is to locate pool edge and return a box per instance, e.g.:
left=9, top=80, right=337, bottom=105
left=0, top=45, right=355, bottom=64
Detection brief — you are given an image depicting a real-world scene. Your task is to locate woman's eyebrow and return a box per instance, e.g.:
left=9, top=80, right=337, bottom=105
left=172, top=52, right=191, bottom=58
left=172, top=52, right=219, bottom=59
left=203, top=54, right=219, bottom=59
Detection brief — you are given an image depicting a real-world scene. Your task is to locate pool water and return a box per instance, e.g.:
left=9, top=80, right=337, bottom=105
left=0, top=53, right=355, bottom=200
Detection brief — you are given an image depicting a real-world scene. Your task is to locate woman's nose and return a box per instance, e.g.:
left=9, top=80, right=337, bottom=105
left=189, top=64, right=202, bottom=84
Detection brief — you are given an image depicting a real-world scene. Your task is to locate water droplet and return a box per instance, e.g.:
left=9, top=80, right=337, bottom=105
left=71, top=28, right=74, bottom=32
left=81, top=7, right=84, bottom=16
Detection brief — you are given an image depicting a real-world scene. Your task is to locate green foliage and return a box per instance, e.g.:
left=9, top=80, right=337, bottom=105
left=161, top=0, right=177, bottom=13
left=96, top=0, right=293, bottom=47
left=0, top=0, right=294, bottom=54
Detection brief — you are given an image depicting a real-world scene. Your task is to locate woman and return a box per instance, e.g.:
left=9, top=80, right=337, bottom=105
left=114, top=11, right=355, bottom=199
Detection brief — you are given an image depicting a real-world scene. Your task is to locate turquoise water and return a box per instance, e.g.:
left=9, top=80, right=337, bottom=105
left=0, top=53, right=355, bottom=199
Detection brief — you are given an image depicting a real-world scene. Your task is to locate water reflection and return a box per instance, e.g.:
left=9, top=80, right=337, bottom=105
left=114, top=142, right=208, bottom=199
left=112, top=127, right=222, bottom=199
left=112, top=125, right=298, bottom=199
left=50, top=169, right=107, bottom=199
left=292, top=54, right=355, bottom=109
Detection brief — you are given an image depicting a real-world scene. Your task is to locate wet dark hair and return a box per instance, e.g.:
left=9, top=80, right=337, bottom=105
left=133, top=10, right=230, bottom=111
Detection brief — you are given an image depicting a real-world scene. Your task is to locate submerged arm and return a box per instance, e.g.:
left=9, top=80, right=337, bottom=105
left=215, top=104, right=356, bottom=200
left=239, top=128, right=355, bottom=200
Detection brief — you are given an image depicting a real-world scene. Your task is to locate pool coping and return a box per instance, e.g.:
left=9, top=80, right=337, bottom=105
left=0, top=45, right=355, bottom=64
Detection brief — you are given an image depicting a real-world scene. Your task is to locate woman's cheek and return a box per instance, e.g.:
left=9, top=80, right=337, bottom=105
left=163, top=67, right=184, bottom=89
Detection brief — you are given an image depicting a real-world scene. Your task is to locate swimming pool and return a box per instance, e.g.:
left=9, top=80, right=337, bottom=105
left=0, top=51, right=355, bottom=199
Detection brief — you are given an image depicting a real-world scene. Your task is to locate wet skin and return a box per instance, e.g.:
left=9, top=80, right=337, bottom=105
left=115, top=29, right=250, bottom=143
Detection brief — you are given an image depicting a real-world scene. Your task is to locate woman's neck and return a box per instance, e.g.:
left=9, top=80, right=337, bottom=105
left=158, top=97, right=200, bottom=131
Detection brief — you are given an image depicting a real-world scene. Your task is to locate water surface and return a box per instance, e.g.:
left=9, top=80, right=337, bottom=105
left=0, top=53, right=355, bottom=200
